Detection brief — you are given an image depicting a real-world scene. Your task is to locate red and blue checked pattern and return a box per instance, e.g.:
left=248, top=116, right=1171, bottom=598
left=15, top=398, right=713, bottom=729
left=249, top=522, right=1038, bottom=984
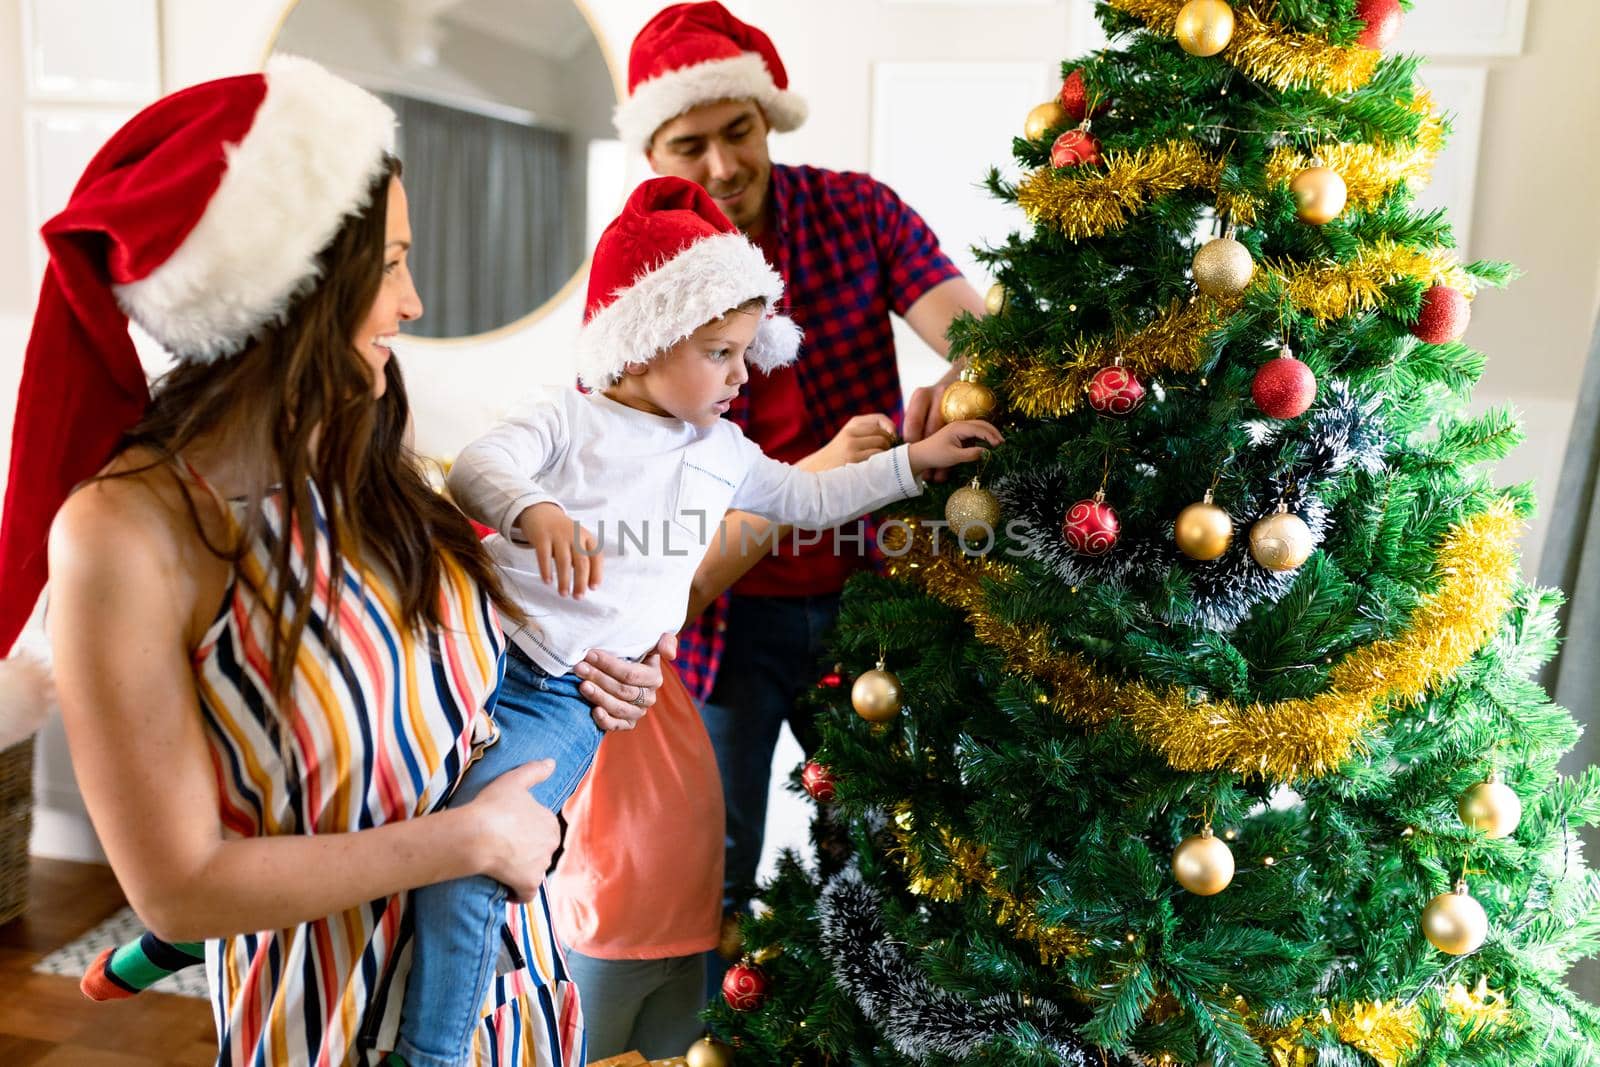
left=676, top=164, right=963, bottom=701
left=194, top=484, right=583, bottom=1066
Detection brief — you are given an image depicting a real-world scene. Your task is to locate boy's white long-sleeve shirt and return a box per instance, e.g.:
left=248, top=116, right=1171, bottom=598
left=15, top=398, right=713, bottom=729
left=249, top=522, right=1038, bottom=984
left=447, top=386, right=922, bottom=674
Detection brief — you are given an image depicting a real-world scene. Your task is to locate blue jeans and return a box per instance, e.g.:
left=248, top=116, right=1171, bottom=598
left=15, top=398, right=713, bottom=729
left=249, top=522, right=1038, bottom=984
left=698, top=592, right=839, bottom=999
left=564, top=949, right=706, bottom=1060
left=398, top=647, right=603, bottom=1067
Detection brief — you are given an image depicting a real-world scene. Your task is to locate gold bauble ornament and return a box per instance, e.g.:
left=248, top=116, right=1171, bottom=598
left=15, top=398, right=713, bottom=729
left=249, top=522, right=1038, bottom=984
left=945, top=479, right=1002, bottom=544
left=851, top=660, right=903, bottom=723
left=1191, top=236, right=1255, bottom=297
left=1175, top=495, right=1233, bottom=561
left=1291, top=165, right=1348, bottom=225
left=940, top=376, right=998, bottom=423
left=1422, top=882, right=1489, bottom=955
left=1171, top=826, right=1234, bottom=895
left=1249, top=505, right=1313, bottom=572
left=1458, top=772, right=1522, bottom=840
left=716, top=911, right=744, bottom=961
left=686, top=1035, right=736, bottom=1067
left=1024, top=100, right=1068, bottom=141
left=984, top=282, right=1008, bottom=316
left=1175, top=0, right=1236, bottom=57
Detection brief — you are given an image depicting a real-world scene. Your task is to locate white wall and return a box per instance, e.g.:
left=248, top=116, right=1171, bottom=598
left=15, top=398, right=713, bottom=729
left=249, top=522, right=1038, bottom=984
left=4, top=0, right=1597, bottom=870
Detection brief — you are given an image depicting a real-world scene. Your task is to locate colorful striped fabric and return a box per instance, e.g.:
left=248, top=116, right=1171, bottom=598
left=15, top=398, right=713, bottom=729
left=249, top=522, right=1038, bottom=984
left=191, top=483, right=584, bottom=1066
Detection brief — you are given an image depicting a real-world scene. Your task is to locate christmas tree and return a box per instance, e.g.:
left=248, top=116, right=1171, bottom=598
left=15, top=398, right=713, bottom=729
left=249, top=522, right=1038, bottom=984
left=700, top=1, right=1600, bottom=1065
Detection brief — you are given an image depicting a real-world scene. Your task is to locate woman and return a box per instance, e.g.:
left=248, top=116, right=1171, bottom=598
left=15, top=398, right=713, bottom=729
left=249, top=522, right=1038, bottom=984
left=0, top=57, right=667, bottom=1065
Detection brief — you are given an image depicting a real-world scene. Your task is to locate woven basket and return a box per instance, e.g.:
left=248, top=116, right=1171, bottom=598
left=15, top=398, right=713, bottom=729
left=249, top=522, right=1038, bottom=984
left=0, top=736, right=34, bottom=925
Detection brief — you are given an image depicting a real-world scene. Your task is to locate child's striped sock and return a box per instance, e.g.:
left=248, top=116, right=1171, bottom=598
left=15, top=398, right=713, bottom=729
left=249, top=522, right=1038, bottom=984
left=80, top=932, right=205, bottom=1000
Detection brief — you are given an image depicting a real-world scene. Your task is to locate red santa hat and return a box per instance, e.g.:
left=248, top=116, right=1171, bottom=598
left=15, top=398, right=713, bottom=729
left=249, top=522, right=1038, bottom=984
left=614, top=1, right=807, bottom=153
left=0, top=55, right=395, bottom=744
left=575, top=175, right=801, bottom=390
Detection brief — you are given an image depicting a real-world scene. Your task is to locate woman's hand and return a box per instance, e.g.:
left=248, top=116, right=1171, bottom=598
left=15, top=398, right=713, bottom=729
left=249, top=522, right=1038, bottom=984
left=795, top=414, right=897, bottom=472
left=464, top=759, right=561, bottom=902
left=515, top=501, right=602, bottom=599
left=906, top=419, right=1003, bottom=477
left=576, top=631, right=677, bottom=731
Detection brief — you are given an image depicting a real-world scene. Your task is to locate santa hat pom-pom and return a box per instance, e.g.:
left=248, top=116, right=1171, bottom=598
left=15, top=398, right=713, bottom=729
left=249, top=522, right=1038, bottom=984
left=0, top=653, right=55, bottom=751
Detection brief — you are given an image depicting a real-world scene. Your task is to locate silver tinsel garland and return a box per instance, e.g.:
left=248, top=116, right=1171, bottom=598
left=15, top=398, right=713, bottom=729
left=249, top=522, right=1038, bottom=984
left=997, top=381, right=1386, bottom=630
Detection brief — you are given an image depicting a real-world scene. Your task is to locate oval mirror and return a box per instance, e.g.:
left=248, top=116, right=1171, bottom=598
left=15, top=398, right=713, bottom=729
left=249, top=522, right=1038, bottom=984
left=272, top=0, right=620, bottom=339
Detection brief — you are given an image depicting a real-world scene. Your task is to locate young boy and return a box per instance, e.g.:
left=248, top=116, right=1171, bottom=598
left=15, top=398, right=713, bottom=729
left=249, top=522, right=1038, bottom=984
left=396, top=176, right=1001, bottom=1065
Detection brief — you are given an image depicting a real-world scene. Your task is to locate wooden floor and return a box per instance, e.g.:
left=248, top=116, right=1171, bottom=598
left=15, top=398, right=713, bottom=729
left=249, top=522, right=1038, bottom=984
left=0, top=858, right=215, bottom=1066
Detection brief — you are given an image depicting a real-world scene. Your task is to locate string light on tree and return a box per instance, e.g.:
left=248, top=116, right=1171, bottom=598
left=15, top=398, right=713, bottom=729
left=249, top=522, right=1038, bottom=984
left=685, top=1036, right=735, bottom=1067
left=1174, top=0, right=1235, bottom=57
left=1024, top=100, right=1068, bottom=141
left=1291, top=165, right=1348, bottom=225
left=1175, top=490, right=1233, bottom=561
left=1192, top=231, right=1254, bottom=297
left=1354, top=0, right=1404, bottom=50
left=851, top=659, right=904, bottom=722
left=1459, top=771, right=1522, bottom=839
left=1050, top=123, right=1103, bottom=168
left=1172, top=824, right=1235, bottom=895
left=1063, top=490, right=1120, bottom=556
left=1422, top=880, right=1490, bottom=956
left=1250, top=502, right=1314, bottom=572
left=1411, top=284, right=1471, bottom=344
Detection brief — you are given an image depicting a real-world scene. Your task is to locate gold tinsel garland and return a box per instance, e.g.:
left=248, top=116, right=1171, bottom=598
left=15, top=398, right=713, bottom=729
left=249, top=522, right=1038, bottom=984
left=1254, top=97, right=1445, bottom=222
left=1108, top=0, right=1382, bottom=95
left=889, top=807, right=1511, bottom=1064
left=1016, top=140, right=1220, bottom=239
left=1265, top=978, right=1513, bottom=1067
left=1275, top=240, right=1475, bottom=323
left=890, top=806, right=1091, bottom=963
left=967, top=296, right=1229, bottom=419
left=886, top=501, right=1520, bottom=780
left=965, top=238, right=1472, bottom=419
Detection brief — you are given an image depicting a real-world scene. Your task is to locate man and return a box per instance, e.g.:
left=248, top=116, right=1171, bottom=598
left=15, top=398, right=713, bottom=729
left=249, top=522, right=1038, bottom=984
left=616, top=0, right=987, bottom=974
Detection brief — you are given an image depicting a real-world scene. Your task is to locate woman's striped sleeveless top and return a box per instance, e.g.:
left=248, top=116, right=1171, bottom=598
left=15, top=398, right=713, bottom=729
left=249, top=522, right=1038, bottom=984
left=191, top=484, right=584, bottom=1066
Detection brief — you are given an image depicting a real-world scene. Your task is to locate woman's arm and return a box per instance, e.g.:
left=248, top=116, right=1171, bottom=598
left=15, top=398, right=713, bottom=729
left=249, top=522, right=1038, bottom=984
left=47, top=480, right=561, bottom=942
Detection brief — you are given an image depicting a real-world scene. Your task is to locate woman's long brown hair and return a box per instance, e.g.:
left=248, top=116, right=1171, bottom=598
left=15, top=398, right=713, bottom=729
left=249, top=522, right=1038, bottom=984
left=108, top=156, right=519, bottom=698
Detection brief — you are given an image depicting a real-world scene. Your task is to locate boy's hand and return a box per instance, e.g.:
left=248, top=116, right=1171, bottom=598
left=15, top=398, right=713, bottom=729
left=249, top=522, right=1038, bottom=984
left=906, top=419, right=1003, bottom=478
left=515, top=502, right=603, bottom=598
left=797, top=413, right=897, bottom=472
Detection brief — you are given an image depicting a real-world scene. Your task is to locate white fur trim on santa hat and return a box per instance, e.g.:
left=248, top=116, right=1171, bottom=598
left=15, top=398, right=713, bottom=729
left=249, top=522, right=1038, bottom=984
left=114, top=55, right=397, bottom=363
left=615, top=52, right=807, bottom=152
left=575, top=230, right=801, bottom=390
left=0, top=650, right=54, bottom=752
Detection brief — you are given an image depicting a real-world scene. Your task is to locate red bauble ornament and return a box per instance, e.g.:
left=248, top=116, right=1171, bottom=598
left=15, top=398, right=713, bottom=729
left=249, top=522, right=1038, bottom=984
left=1087, top=365, right=1146, bottom=416
left=817, top=669, right=845, bottom=689
left=1050, top=127, right=1102, bottom=168
left=1411, top=285, right=1471, bottom=344
left=1252, top=354, right=1317, bottom=419
left=801, top=761, right=837, bottom=803
left=1062, top=493, right=1120, bottom=556
left=1059, top=69, right=1108, bottom=122
left=722, top=961, right=770, bottom=1011
left=1354, top=0, right=1403, bottom=49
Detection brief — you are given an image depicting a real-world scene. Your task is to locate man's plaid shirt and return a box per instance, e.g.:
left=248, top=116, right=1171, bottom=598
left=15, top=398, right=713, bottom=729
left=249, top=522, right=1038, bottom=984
left=676, top=163, right=963, bottom=702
